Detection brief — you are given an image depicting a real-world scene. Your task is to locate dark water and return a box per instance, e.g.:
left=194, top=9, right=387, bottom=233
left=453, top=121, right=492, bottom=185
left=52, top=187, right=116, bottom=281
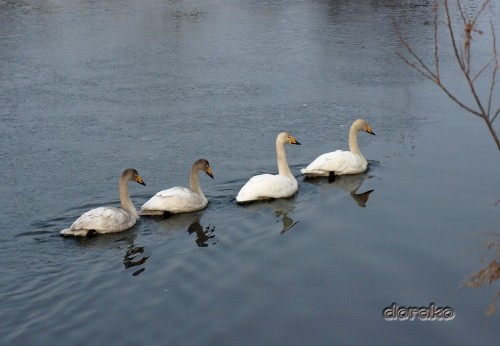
left=1, top=0, right=499, bottom=344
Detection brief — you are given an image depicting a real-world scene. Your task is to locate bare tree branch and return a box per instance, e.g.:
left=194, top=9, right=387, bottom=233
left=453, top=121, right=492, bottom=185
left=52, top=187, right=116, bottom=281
left=435, top=83, right=484, bottom=118
left=472, top=0, right=492, bottom=27
left=393, top=20, right=438, bottom=80
left=394, top=0, right=499, bottom=150
left=395, top=52, right=437, bottom=81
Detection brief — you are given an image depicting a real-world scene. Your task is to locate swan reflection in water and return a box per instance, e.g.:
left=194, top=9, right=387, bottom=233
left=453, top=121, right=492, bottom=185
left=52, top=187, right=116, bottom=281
left=304, top=171, right=375, bottom=208
left=463, top=232, right=500, bottom=316
left=239, top=195, right=299, bottom=234
left=155, top=212, right=217, bottom=247
left=63, top=228, right=151, bottom=276
left=187, top=221, right=216, bottom=247
left=123, top=243, right=151, bottom=276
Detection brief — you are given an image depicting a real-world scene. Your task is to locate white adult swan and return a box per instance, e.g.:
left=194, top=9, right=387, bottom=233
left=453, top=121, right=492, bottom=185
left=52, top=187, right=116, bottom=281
left=236, top=132, right=301, bottom=203
left=60, top=168, right=146, bottom=237
left=301, top=119, right=375, bottom=176
left=139, top=159, right=214, bottom=215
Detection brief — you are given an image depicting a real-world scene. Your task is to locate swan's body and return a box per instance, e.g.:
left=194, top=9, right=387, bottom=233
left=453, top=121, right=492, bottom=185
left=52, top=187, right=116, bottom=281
left=139, top=159, right=214, bottom=215
left=302, top=150, right=367, bottom=176
left=236, top=132, right=301, bottom=203
left=141, top=187, right=207, bottom=214
left=60, top=168, right=146, bottom=237
left=301, top=119, right=375, bottom=176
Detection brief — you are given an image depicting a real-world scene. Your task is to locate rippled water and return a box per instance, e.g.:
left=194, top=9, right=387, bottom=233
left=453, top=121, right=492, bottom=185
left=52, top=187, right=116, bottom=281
left=1, top=0, right=499, bottom=344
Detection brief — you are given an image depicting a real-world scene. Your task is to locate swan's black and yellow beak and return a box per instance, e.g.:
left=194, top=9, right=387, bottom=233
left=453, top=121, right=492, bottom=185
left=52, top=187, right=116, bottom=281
left=366, top=128, right=375, bottom=136
left=136, top=175, right=146, bottom=186
left=290, top=136, right=301, bottom=145
left=206, top=167, right=214, bottom=179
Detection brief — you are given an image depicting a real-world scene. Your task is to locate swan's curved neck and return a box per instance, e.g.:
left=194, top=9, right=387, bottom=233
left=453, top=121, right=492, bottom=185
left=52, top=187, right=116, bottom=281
left=276, top=140, right=294, bottom=179
left=189, top=166, right=204, bottom=196
left=348, top=125, right=364, bottom=158
left=119, top=176, right=139, bottom=219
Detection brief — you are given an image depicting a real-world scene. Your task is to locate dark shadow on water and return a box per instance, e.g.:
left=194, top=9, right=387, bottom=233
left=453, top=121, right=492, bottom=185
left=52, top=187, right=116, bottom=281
left=303, top=171, right=375, bottom=208
left=24, top=216, right=85, bottom=242
left=237, top=194, right=299, bottom=234
left=16, top=229, right=58, bottom=243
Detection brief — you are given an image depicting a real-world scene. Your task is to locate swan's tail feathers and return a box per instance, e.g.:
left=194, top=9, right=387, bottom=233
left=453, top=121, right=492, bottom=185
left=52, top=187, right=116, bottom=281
left=139, top=209, right=168, bottom=217
left=301, top=168, right=330, bottom=177
left=60, top=228, right=91, bottom=237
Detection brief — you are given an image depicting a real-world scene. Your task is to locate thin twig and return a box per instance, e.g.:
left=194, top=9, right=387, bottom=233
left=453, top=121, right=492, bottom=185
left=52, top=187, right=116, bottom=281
left=472, top=0, right=492, bottom=27
left=472, top=58, right=494, bottom=83
left=488, top=21, right=498, bottom=118
left=394, top=20, right=438, bottom=80
left=434, top=82, right=484, bottom=118
left=493, top=108, right=500, bottom=123
left=445, top=1, right=465, bottom=70
left=457, top=0, right=471, bottom=73
left=395, top=52, right=436, bottom=81
left=447, top=1, right=488, bottom=120
left=434, top=3, right=440, bottom=81
left=457, top=0, right=467, bottom=23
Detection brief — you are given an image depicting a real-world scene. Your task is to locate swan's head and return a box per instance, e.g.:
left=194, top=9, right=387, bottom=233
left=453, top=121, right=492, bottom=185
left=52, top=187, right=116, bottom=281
left=353, top=119, right=375, bottom=136
left=194, top=159, right=214, bottom=179
left=123, top=168, right=146, bottom=186
left=277, top=132, right=301, bottom=145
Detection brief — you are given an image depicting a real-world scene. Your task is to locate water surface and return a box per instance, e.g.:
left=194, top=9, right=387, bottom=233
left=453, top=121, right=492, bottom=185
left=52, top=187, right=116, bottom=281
left=1, top=0, right=499, bottom=344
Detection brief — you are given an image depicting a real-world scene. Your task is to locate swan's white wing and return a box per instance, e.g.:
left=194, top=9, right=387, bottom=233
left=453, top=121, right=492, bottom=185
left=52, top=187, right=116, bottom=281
left=236, top=174, right=298, bottom=202
left=301, top=150, right=367, bottom=175
left=61, top=207, right=136, bottom=236
left=140, top=186, right=207, bottom=214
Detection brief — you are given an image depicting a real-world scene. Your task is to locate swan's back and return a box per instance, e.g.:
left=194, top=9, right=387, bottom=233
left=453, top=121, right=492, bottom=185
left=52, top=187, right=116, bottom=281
left=140, top=186, right=208, bottom=214
left=302, top=150, right=367, bottom=176
left=236, top=173, right=298, bottom=202
left=61, top=207, right=137, bottom=236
